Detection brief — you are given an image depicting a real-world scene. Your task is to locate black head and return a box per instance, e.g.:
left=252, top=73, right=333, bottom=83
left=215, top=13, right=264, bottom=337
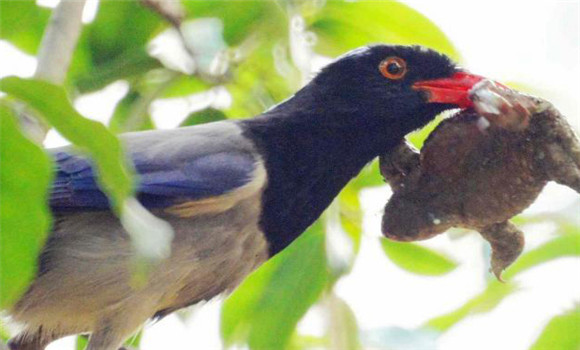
left=301, top=45, right=487, bottom=134
left=243, top=45, right=495, bottom=255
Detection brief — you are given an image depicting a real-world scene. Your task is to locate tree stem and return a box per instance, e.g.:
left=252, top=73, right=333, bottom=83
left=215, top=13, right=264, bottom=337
left=23, top=0, right=87, bottom=142
left=35, top=0, right=87, bottom=84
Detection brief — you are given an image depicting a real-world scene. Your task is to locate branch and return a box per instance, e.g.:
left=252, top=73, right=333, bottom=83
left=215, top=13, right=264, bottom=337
left=35, top=0, right=87, bottom=84
left=21, top=0, right=87, bottom=142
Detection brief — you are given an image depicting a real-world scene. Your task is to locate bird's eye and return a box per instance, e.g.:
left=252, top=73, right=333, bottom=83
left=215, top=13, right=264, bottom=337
left=379, top=57, right=407, bottom=80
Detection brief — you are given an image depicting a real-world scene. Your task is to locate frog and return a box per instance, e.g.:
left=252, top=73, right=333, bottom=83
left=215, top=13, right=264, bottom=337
left=379, top=81, right=580, bottom=280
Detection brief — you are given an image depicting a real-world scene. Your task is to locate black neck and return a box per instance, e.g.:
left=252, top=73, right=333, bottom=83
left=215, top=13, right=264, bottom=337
left=241, top=89, right=410, bottom=255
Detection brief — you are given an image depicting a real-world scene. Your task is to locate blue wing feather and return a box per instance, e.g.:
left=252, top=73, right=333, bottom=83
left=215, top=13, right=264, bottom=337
left=49, top=150, right=258, bottom=211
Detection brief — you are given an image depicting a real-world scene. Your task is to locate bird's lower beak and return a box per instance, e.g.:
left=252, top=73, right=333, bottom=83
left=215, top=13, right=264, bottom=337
left=412, top=71, right=495, bottom=108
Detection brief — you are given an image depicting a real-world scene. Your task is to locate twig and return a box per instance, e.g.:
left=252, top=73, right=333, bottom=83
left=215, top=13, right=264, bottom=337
left=22, top=0, right=87, bottom=142
left=122, top=71, right=181, bottom=132
left=35, top=0, right=87, bottom=84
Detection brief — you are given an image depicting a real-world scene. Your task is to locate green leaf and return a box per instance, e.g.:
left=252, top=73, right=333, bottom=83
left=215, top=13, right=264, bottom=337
left=338, top=186, right=363, bottom=254
left=0, top=104, right=52, bottom=309
left=71, top=0, right=165, bottom=92
left=287, top=334, right=329, bottom=350
left=74, top=48, right=162, bottom=94
left=180, top=108, right=227, bottom=127
left=178, top=2, right=291, bottom=120
left=124, top=329, right=143, bottom=349
left=0, top=77, right=134, bottom=211
left=85, top=0, right=162, bottom=66
left=160, top=75, right=210, bottom=98
left=503, top=231, right=580, bottom=279
left=407, top=116, right=445, bottom=150
left=426, top=281, right=517, bottom=332
left=221, top=220, right=329, bottom=350
left=380, top=238, right=458, bottom=276
left=108, top=89, right=156, bottom=134
left=426, top=231, right=580, bottom=332
left=76, top=328, right=142, bottom=349
left=530, top=306, right=580, bottom=350
left=1, top=78, right=173, bottom=265
left=351, top=160, right=384, bottom=189
left=75, top=335, right=88, bottom=350
left=308, top=1, right=460, bottom=61
left=327, top=294, right=361, bottom=350
left=0, top=317, right=10, bottom=342
left=225, top=43, right=295, bottom=119
left=0, top=0, right=50, bottom=54
left=183, top=1, right=286, bottom=46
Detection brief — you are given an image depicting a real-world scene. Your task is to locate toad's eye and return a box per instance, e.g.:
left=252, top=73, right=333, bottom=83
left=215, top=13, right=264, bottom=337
left=379, top=57, right=407, bottom=80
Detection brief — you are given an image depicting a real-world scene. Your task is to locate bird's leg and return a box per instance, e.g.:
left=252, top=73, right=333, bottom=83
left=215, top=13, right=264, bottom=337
left=379, top=141, right=420, bottom=190
left=479, top=221, right=525, bottom=281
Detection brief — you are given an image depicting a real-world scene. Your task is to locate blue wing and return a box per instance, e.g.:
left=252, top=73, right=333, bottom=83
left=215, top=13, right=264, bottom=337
left=50, top=147, right=259, bottom=212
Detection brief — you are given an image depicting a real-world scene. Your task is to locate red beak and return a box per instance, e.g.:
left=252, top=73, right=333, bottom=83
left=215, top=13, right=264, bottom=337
left=412, top=71, right=497, bottom=108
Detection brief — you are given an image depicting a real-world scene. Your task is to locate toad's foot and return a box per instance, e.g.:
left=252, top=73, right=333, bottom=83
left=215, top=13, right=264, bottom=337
left=379, top=141, right=420, bottom=190
left=479, top=221, right=525, bottom=281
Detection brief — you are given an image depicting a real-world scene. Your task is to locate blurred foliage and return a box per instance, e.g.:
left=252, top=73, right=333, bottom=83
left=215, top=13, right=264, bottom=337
left=380, top=238, right=458, bottom=276
left=326, top=293, right=362, bottom=350
left=309, top=1, right=459, bottom=61
left=75, top=329, right=142, bottom=350
left=427, top=224, right=580, bottom=332
left=222, top=221, right=329, bottom=349
left=180, top=107, right=227, bottom=127
left=0, top=105, right=52, bottom=309
left=530, top=306, right=580, bottom=350
left=0, top=77, right=134, bottom=212
left=0, top=0, right=50, bottom=54
left=0, top=319, right=9, bottom=343
left=0, top=0, right=577, bottom=349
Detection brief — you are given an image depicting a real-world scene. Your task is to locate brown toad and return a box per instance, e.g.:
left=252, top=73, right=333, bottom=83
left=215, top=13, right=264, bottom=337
left=380, top=82, right=580, bottom=279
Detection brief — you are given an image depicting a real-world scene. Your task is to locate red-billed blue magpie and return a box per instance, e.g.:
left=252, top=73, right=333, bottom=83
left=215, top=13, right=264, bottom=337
left=8, top=45, right=491, bottom=350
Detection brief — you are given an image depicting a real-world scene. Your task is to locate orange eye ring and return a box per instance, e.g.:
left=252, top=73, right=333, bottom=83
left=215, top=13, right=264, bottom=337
left=379, top=57, right=407, bottom=80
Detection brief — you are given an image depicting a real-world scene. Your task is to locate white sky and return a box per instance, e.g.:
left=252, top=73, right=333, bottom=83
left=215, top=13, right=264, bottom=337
left=1, top=1, right=579, bottom=350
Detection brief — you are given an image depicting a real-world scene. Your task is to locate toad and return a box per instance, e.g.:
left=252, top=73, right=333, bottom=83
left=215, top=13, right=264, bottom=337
left=380, top=81, right=580, bottom=279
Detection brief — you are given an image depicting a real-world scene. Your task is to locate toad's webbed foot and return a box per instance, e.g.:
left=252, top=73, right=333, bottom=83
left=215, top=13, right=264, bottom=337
left=379, top=141, right=420, bottom=190
left=479, top=221, right=525, bottom=281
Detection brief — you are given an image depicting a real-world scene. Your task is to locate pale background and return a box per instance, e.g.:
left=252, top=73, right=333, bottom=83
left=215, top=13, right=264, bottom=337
left=1, top=1, right=578, bottom=349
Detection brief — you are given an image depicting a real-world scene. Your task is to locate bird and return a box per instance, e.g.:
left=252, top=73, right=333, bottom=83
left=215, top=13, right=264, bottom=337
left=7, top=45, right=491, bottom=350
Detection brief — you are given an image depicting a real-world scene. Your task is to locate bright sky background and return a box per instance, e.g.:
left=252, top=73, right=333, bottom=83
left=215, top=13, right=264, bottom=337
left=1, top=1, right=579, bottom=349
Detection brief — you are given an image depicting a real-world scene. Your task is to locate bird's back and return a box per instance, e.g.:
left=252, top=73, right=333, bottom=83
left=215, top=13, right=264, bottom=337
left=11, top=120, right=270, bottom=341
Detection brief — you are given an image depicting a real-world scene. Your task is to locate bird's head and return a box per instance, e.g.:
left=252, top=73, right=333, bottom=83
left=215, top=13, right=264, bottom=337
left=306, top=45, right=491, bottom=134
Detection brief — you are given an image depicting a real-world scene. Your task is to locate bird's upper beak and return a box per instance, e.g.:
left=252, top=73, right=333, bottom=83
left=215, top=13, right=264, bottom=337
left=412, top=71, right=496, bottom=108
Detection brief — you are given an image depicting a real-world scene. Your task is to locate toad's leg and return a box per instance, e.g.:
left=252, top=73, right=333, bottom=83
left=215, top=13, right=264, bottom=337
left=479, top=221, right=525, bottom=281
left=379, top=141, right=420, bottom=190
left=534, top=106, right=580, bottom=193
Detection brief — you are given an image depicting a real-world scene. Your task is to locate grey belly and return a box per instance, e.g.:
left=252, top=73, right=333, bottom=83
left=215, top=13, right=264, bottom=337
left=11, top=195, right=269, bottom=332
